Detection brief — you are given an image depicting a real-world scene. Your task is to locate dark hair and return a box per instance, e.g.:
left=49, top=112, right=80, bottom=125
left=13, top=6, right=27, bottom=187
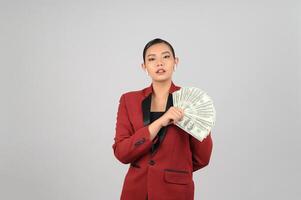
left=142, top=38, right=176, bottom=63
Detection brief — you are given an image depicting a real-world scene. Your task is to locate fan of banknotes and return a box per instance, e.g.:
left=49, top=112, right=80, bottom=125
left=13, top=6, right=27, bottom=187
left=172, top=86, right=216, bottom=141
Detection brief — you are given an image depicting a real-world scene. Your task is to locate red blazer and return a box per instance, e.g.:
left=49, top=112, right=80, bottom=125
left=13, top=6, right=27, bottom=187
left=112, top=81, right=213, bottom=200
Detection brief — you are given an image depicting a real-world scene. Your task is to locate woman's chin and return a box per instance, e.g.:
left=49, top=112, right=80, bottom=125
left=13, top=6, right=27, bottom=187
left=153, top=76, right=172, bottom=82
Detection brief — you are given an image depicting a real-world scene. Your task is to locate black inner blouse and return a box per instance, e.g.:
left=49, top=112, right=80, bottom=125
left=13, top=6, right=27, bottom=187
left=150, top=111, right=166, bottom=154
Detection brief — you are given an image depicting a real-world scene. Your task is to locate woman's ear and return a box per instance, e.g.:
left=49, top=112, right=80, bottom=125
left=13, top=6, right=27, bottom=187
left=175, top=57, right=179, bottom=65
left=141, top=63, right=145, bottom=70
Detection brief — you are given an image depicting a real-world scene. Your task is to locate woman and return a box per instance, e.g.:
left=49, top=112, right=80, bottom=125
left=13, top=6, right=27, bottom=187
left=112, top=38, right=213, bottom=200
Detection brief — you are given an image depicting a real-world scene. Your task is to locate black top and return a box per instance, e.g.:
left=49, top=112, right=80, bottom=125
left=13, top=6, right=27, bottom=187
left=150, top=111, right=166, bottom=154
left=150, top=111, right=165, bottom=122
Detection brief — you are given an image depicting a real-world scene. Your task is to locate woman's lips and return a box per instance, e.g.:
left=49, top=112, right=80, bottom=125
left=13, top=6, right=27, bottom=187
left=156, top=69, right=166, bottom=74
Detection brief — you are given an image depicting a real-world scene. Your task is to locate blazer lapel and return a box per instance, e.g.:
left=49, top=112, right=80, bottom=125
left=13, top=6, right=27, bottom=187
left=141, top=92, right=173, bottom=127
left=141, top=80, right=180, bottom=127
left=141, top=81, right=180, bottom=156
left=149, top=93, right=173, bottom=155
left=142, top=94, right=151, bottom=127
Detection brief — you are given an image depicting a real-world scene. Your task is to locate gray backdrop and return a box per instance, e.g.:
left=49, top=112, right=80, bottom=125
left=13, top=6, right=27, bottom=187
left=1, top=0, right=300, bottom=199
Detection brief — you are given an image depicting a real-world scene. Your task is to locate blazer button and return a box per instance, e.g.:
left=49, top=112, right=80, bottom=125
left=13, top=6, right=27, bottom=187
left=148, top=160, right=155, bottom=165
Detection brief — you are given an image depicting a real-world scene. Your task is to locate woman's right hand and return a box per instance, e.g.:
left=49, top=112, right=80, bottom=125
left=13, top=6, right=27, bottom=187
left=159, top=106, right=185, bottom=127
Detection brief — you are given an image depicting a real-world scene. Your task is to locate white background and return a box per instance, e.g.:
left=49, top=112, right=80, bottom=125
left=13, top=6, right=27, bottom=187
left=0, top=0, right=300, bottom=199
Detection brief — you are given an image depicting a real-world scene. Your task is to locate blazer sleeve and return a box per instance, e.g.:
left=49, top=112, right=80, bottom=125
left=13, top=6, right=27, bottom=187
left=112, top=94, right=153, bottom=164
left=189, top=132, right=213, bottom=172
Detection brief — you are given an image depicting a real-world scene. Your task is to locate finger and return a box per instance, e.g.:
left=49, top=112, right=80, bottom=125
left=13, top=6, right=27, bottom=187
left=175, top=107, right=184, bottom=115
left=179, top=109, right=185, bottom=118
left=170, top=112, right=181, bottom=122
left=179, top=108, right=185, bottom=115
left=173, top=109, right=184, bottom=120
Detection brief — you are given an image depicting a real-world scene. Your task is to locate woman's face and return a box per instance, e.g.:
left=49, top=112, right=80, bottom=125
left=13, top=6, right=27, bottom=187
left=141, top=43, right=178, bottom=82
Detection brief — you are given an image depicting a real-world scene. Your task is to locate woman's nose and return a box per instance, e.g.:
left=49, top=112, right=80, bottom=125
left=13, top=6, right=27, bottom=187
left=156, top=59, right=164, bottom=66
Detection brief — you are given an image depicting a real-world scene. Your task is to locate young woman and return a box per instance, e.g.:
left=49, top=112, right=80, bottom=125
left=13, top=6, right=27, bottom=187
left=112, top=38, right=213, bottom=200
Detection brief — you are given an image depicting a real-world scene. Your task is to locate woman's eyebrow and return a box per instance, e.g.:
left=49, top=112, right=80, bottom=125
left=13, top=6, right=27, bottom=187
left=147, top=51, right=170, bottom=57
left=161, top=51, right=170, bottom=55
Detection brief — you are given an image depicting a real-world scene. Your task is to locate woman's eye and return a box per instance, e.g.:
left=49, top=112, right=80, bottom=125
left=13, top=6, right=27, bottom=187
left=164, top=55, right=170, bottom=58
left=148, top=58, right=155, bottom=61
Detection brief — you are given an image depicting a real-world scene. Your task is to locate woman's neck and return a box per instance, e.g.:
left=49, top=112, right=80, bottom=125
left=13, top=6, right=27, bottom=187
left=152, top=80, right=171, bottom=98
